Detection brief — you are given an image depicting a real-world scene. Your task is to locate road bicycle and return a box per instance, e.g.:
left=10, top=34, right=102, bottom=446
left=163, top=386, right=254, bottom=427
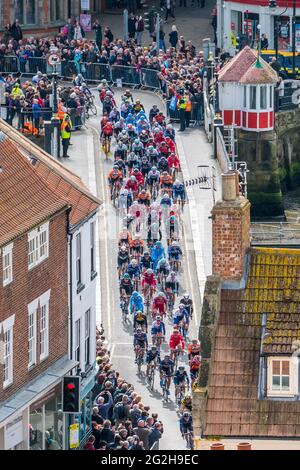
left=183, top=431, right=194, bottom=450
left=160, top=373, right=170, bottom=402
left=85, top=95, right=97, bottom=119
left=152, top=332, right=164, bottom=349
left=135, top=347, right=145, bottom=374
left=166, top=287, right=178, bottom=317
left=120, top=295, right=130, bottom=324
left=102, top=135, right=111, bottom=159
left=111, top=180, right=121, bottom=207
left=146, top=361, right=156, bottom=390
left=144, top=285, right=154, bottom=316
left=176, top=383, right=188, bottom=410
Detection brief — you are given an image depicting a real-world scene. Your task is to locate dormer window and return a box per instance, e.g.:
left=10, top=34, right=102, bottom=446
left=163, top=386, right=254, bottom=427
left=267, top=357, right=298, bottom=397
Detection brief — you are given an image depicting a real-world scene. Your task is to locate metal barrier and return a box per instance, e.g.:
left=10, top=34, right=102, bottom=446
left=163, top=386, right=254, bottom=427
left=111, top=65, right=141, bottom=87
left=150, top=440, right=160, bottom=451
left=0, top=56, right=19, bottom=74
left=140, top=68, right=161, bottom=90
left=80, top=62, right=112, bottom=83
left=277, top=80, right=300, bottom=111
left=27, top=57, right=48, bottom=75
left=61, top=60, right=80, bottom=79
left=216, top=126, right=230, bottom=172
left=166, top=99, right=202, bottom=126
left=68, top=105, right=86, bottom=130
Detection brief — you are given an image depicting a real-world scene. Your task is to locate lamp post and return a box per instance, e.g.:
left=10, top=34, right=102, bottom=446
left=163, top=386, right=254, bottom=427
left=257, top=23, right=261, bottom=61
left=245, top=10, right=249, bottom=46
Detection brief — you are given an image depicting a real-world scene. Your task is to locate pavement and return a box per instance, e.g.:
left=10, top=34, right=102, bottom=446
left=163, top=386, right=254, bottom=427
left=86, top=0, right=216, bottom=50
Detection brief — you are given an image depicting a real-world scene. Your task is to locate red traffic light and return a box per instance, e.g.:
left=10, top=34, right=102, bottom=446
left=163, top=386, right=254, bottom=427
left=66, top=382, right=76, bottom=391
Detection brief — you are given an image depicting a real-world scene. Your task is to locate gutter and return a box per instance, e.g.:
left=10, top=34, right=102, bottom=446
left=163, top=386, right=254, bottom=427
left=67, top=208, right=74, bottom=369
left=258, top=313, right=267, bottom=400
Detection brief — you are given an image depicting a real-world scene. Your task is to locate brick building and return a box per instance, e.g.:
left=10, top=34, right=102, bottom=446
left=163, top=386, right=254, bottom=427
left=0, top=1, right=103, bottom=36
left=0, top=119, right=101, bottom=449
left=0, top=131, right=78, bottom=450
left=194, top=172, right=300, bottom=439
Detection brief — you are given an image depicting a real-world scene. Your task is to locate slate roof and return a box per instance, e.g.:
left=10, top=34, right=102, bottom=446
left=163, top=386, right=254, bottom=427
left=0, top=134, right=69, bottom=247
left=218, top=46, right=278, bottom=84
left=0, top=119, right=101, bottom=228
left=204, top=247, right=300, bottom=438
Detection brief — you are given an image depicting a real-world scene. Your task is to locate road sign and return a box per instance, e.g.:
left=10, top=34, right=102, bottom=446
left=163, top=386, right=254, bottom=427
left=48, top=54, right=61, bottom=67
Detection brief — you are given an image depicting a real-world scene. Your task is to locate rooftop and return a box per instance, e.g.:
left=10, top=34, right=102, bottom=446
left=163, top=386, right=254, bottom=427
left=0, top=134, right=69, bottom=247
left=0, top=120, right=101, bottom=228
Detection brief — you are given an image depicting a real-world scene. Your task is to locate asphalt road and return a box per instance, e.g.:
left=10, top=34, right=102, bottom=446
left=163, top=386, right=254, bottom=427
left=86, top=88, right=202, bottom=450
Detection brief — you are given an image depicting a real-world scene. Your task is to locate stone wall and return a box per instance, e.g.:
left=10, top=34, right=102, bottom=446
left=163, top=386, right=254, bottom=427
left=276, top=108, right=300, bottom=192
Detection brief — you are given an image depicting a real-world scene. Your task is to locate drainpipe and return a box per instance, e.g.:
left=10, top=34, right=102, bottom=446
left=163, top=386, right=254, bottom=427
left=67, top=215, right=73, bottom=367
left=258, top=312, right=267, bottom=399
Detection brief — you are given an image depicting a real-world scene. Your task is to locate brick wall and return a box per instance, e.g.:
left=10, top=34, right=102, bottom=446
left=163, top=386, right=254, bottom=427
left=212, top=198, right=251, bottom=280
left=0, top=210, right=69, bottom=401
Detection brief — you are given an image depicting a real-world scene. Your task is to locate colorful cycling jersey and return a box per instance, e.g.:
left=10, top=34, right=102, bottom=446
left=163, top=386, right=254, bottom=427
left=168, top=245, right=182, bottom=259
left=159, top=359, right=174, bottom=373
left=174, top=370, right=189, bottom=385
left=102, top=123, right=113, bottom=136
left=160, top=196, right=172, bottom=207
left=127, top=264, right=141, bottom=278
left=173, top=183, right=185, bottom=194
left=151, top=321, right=166, bottom=336
left=146, top=350, right=160, bottom=364
left=179, top=416, right=193, bottom=434
left=133, top=332, right=148, bottom=348
left=173, top=308, right=189, bottom=325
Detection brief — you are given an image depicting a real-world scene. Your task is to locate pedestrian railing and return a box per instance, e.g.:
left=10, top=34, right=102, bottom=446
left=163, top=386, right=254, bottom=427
left=0, top=55, right=20, bottom=74
left=111, top=64, right=141, bottom=87
left=276, top=80, right=300, bottom=112
left=140, top=67, right=161, bottom=91
left=81, top=62, right=111, bottom=83
left=150, top=440, right=160, bottom=451
left=166, top=99, right=202, bottom=127
left=68, top=105, right=86, bottom=130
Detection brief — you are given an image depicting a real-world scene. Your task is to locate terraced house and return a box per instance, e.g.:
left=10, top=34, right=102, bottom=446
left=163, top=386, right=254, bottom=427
left=194, top=172, right=300, bottom=438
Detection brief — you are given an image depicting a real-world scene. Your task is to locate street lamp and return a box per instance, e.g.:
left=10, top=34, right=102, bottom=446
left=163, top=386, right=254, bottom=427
left=257, top=23, right=261, bottom=59
left=292, top=0, right=296, bottom=76
left=244, top=10, right=249, bottom=46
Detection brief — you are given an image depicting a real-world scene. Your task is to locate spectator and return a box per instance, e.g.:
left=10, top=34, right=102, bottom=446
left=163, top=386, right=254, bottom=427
left=11, top=19, right=23, bottom=41
left=165, top=0, right=175, bottom=23
left=260, top=33, right=269, bottom=50
left=128, top=13, right=136, bottom=39
left=92, top=406, right=104, bottom=425
left=65, top=18, right=75, bottom=41
left=95, top=390, right=113, bottom=419
left=2, top=24, right=12, bottom=44
left=91, top=421, right=102, bottom=450
left=133, top=419, right=150, bottom=450
left=135, top=16, right=144, bottom=46
left=113, top=395, right=130, bottom=426
left=84, top=435, right=96, bottom=450
left=99, top=420, right=115, bottom=444
left=74, top=20, right=84, bottom=41
left=148, top=422, right=162, bottom=449
left=104, top=27, right=114, bottom=44
left=92, top=20, right=102, bottom=49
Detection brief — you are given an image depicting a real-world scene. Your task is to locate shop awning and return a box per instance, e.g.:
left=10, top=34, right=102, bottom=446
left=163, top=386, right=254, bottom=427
left=0, top=356, right=78, bottom=426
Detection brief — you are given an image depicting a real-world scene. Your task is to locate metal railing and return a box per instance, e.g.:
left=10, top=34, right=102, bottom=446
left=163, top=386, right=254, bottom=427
left=276, top=80, right=300, bottom=111
left=251, top=222, right=300, bottom=246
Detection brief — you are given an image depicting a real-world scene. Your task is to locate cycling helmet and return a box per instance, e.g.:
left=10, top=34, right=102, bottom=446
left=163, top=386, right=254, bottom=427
left=192, top=339, right=199, bottom=344
left=155, top=241, right=162, bottom=247
left=123, top=189, right=129, bottom=196
left=131, top=259, right=138, bottom=267
left=141, top=189, right=147, bottom=194
left=151, top=223, right=159, bottom=231
left=172, top=241, right=178, bottom=247
left=132, top=200, right=138, bottom=206
left=136, top=327, right=142, bottom=333
left=123, top=273, right=130, bottom=279
left=162, top=193, right=169, bottom=199
left=133, top=291, right=139, bottom=297
left=130, top=176, right=137, bottom=182
left=113, top=164, right=119, bottom=170
left=178, top=366, right=185, bottom=371
left=120, top=245, right=127, bottom=252
left=133, top=167, right=139, bottom=173
left=151, top=345, right=157, bottom=351
left=156, top=315, right=162, bottom=321
left=102, top=79, right=107, bottom=84
left=174, top=179, right=181, bottom=186
left=159, top=259, right=166, bottom=266
left=146, top=268, right=153, bottom=275
left=127, top=123, right=133, bottom=129
left=134, top=138, right=140, bottom=145
left=164, top=354, right=170, bottom=359
left=179, top=303, right=185, bottom=310
left=151, top=166, right=157, bottom=172
left=144, top=251, right=150, bottom=256
left=158, top=291, right=165, bottom=297
left=162, top=171, right=168, bottom=176
left=184, top=293, right=190, bottom=300
left=167, top=124, right=173, bottom=130
left=170, top=271, right=176, bottom=277
left=170, top=216, right=176, bottom=223
left=148, top=145, right=154, bottom=151
left=183, top=411, right=190, bottom=418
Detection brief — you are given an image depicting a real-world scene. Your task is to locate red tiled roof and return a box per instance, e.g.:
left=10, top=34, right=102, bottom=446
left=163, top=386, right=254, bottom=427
left=218, top=46, right=278, bottom=84
left=0, top=119, right=101, bottom=227
left=203, top=247, right=300, bottom=438
left=0, top=135, right=69, bottom=246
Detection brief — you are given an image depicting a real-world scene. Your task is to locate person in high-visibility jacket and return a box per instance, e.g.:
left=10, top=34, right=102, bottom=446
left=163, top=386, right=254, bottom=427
left=61, top=114, right=72, bottom=158
left=184, top=93, right=192, bottom=128
left=177, top=95, right=187, bottom=132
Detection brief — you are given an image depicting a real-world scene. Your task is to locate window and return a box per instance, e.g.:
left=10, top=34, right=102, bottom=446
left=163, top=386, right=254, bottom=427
left=270, top=86, right=273, bottom=108
left=14, top=0, right=37, bottom=25
left=267, top=357, right=298, bottom=397
left=85, top=309, right=91, bottom=367
left=28, top=222, right=49, bottom=270
left=50, top=0, right=62, bottom=22
left=260, top=86, right=267, bottom=109
left=40, top=297, right=49, bottom=361
left=3, top=243, right=13, bottom=287
left=75, top=319, right=80, bottom=363
left=90, top=222, right=96, bottom=277
left=243, top=87, right=247, bottom=108
left=249, top=86, right=257, bottom=109
left=2, top=315, right=15, bottom=388
left=76, top=233, right=82, bottom=287
left=28, top=306, right=37, bottom=368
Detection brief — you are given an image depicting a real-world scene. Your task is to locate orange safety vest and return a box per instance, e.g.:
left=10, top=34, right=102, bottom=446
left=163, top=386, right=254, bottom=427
left=185, top=100, right=192, bottom=112
left=57, top=103, right=65, bottom=121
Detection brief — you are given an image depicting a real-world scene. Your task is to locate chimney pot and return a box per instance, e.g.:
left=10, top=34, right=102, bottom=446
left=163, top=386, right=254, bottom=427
left=222, top=171, right=239, bottom=201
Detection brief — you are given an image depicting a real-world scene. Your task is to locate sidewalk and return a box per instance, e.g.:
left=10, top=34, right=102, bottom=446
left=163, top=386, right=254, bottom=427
left=87, top=0, right=215, bottom=50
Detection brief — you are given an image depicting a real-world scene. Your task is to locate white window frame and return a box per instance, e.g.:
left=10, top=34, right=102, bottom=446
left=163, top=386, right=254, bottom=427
left=85, top=309, right=91, bottom=367
left=90, top=222, right=96, bottom=276
left=267, top=356, right=298, bottom=397
left=249, top=85, right=257, bottom=110
left=260, top=85, right=267, bottom=110
left=2, top=314, right=15, bottom=389
left=76, top=233, right=82, bottom=287
left=28, top=299, right=38, bottom=369
left=75, top=319, right=81, bottom=364
left=39, top=289, right=51, bottom=362
left=3, top=243, right=13, bottom=287
left=28, top=222, right=49, bottom=270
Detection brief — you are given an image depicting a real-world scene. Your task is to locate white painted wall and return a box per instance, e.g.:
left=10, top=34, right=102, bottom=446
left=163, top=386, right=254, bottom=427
left=219, top=82, right=243, bottom=110
left=71, top=214, right=97, bottom=373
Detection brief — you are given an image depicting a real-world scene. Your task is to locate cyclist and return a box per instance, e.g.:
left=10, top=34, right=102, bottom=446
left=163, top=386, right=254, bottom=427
left=180, top=293, right=194, bottom=320
left=165, top=123, right=175, bottom=142
left=140, top=129, right=149, bottom=146
left=140, top=251, right=152, bottom=272
left=121, top=89, right=134, bottom=103
left=181, top=395, right=192, bottom=413
left=127, top=122, right=137, bottom=140
left=151, top=315, right=166, bottom=345
left=114, top=140, right=128, bottom=161
left=187, top=339, right=201, bottom=360
left=147, top=166, right=160, bottom=196
left=149, top=104, right=159, bottom=123
left=125, top=175, right=139, bottom=198
left=151, top=241, right=166, bottom=271
left=174, top=366, right=190, bottom=402
left=146, top=345, right=160, bottom=378
left=114, top=156, right=126, bottom=176
left=173, top=303, right=189, bottom=339
left=146, top=146, right=159, bottom=166
left=133, top=310, right=148, bottom=333
left=114, top=117, right=126, bottom=137
left=127, top=256, right=141, bottom=277
left=158, top=140, right=170, bottom=158
left=165, top=136, right=176, bottom=154
left=160, top=171, right=173, bottom=193
left=147, top=222, right=162, bottom=247
left=168, top=152, right=180, bottom=177
left=130, top=237, right=144, bottom=259
left=130, top=290, right=144, bottom=314
left=141, top=268, right=157, bottom=298
left=189, top=354, right=201, bottom=386
left=154, top=110, right=166, bottom=126
left=172, top=179, right=186, bottom=207
left=159, top=355, right=174, bottom=395
left=130, top=167, right=144, bottom=188
left=152, top=290, right=167, bottom=315
left=169, top=328, right=184, bottom=360
left=156, top=258, right=170, bottom=284
left=165, top=271, right=179, bottom=304
left=118, top=228, right=132, bottom=248
left=126, top=151, right=140, bottom=172
left=109, top=106, right=120, bottom=123
left=133, top=327, right=148, bottom=363
left=118, top=189, right=132, bottom=213
left=118, top=245, right=130, bottom=278
left=132, top=138, right=144, bottom=158
left=140, top=155, right=152, bottom=179
left=168, top=240, right=183, bottom=269
left=119, top=272, right=133, bottom=297
left=166, top=215, right=180, bottom=244
left=133, top=99, right=145, bottom=113
left=179, top=411, right=194, bottom=443
left=160, top=193, right=172, bottom=217
left=138, top=188, right=151, bottom=207
left=108, top=165, right=123, bottom=197
left=101, top=119, right=114, bottom=152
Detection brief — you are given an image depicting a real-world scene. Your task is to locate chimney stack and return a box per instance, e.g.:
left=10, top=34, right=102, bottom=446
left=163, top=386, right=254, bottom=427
left=212, top=172, right=251, bottom=280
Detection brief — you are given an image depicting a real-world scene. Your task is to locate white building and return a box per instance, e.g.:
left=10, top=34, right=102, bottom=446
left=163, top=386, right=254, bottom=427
left=217, top=0, right=300, bottom=55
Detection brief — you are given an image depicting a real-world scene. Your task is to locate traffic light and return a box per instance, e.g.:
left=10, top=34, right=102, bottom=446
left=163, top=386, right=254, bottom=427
left=269, top=0, right=277, bottom=8
left=144, top=9, right=155, bottom=33
left=62, top=376, right=80, bottom=413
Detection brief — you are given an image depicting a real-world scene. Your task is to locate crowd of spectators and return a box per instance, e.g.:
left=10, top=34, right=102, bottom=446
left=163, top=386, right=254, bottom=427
left=86, top=326, right=163, bottom=451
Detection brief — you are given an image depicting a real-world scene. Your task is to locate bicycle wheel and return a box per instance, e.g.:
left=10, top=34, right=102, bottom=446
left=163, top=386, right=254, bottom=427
left=150, top=368, right=155, bottom=390
left=90, top=103, right=97, bottom=116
